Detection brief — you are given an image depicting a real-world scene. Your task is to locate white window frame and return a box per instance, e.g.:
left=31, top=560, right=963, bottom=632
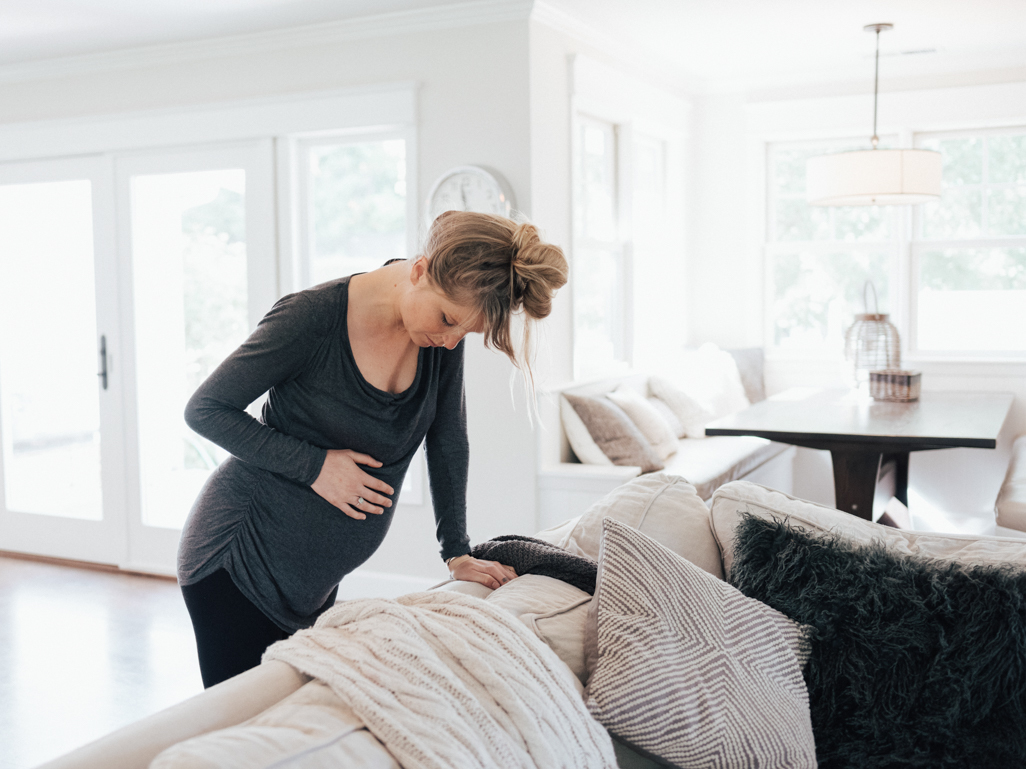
left=571, top=112, right=633, bottom=375
left=909, top=125, right=1026, bottom=361
left=570, top=54, right=687, bottom=380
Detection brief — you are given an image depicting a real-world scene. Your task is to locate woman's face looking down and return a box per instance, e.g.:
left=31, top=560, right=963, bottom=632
left=402, top=256, right=484, bottom=350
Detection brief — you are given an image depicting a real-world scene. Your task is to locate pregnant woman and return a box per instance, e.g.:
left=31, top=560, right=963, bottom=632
left=177, top=210, right=568, bottom=687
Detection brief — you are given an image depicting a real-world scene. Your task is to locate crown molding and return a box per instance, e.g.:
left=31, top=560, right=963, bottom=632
left=0, top=0, right=534, bottom=85
left=530, top=1, right=696, bottom=98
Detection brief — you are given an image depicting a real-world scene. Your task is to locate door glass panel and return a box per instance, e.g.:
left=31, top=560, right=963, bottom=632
left=131, top=170, right=247, bottom=529
left=308, top=139, right=406, bottom=285
left=0, top=180, right=102, bottom=519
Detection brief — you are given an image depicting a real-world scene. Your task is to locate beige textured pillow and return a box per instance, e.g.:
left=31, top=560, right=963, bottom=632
left=563, top=393, right=663, bottom=473
left=649, top=376, right=714, bottom=439
left=546, top=471, right=724, bottom=580
left=585, top=519, right=816, bottom=769
left=607, top=386, right=679, bottom=460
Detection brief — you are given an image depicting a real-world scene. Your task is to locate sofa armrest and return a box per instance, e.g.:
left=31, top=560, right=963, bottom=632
left=39, top=661, right=310, bottom=769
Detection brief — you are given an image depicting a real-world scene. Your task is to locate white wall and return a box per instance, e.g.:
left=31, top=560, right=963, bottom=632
left=0, top=18, right=538, bottom=582
left=688, top=78, right=1026, bottom=517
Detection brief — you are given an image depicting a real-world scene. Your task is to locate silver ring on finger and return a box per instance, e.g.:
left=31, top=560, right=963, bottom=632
left=356, top=496, right=365, bottom=506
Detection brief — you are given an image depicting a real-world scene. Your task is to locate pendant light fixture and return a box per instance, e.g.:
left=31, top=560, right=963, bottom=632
left=806, top=23, right=942, bottom=207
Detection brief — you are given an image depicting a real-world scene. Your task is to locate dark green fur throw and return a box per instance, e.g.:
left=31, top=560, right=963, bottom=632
left=729, top=513, right=1026, bottom=768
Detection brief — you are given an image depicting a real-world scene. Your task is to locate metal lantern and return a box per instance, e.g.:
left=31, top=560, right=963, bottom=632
left=844, top=281, right=900, bottom=386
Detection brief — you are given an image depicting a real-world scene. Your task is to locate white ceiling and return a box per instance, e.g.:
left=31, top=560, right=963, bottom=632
left=5, top=0, right=1026, bottom=93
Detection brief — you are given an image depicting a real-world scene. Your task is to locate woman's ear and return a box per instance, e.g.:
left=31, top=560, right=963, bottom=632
left=409, top=255, right=429, bottom=285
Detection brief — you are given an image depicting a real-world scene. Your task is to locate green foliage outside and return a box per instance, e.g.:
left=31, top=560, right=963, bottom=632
left=312, top=142, right=405, bottom=260
left=921, top=248, right=1026, bottom=291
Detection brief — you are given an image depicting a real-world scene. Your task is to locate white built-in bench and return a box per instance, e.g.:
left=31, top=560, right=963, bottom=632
left=996, top=435, right=1026, bottom=535
left=536, top=349, right=796, bottom=531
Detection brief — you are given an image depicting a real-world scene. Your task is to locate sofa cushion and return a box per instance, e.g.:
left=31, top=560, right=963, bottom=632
left=150, top=679, right=398, bottom=769
left=607, top=385, right=678, bottom=460
left=711, top=481, right=1026, bottom=580
left=665, top=436, right=789, bottom=501
left=542, top=471, right=724, bottom=580
left=730, top=512, right=1026, bottom=768
left=563, top=392, right=664, bottom=473
left=585, top=519, right=817, bottom=769
left=485, top=574, right=591, bottom=689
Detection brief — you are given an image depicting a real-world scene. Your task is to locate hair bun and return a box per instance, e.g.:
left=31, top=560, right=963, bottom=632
left=507, top=222, right=568, bottom=321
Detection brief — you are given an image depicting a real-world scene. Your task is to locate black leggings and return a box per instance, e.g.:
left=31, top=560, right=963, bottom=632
left=181, top=568, right=338, bottom=688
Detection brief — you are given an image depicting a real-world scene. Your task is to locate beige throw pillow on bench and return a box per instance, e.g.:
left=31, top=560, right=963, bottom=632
left=648, top=376, right=714, bottom=439
left=563, top=392, right=664, bottom=473
left=607, top=386, right=678, bottom=460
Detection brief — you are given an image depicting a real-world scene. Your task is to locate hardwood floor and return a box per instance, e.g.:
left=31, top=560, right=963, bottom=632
left=0, top=555, right=202, bottom=768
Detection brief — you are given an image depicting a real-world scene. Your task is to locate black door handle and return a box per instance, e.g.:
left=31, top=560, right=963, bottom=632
left=98, top=335, right=108, bottom=390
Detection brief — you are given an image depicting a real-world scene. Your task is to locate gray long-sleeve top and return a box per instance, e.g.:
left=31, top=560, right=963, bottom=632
left=177, top=275, right=471, bottom=632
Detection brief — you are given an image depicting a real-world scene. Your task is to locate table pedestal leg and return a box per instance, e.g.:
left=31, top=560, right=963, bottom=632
left=830, top=450, right=882, bottom=520
left=881, top=452, right=910, bottom=506
left=893, top=452, right=909, bottom=506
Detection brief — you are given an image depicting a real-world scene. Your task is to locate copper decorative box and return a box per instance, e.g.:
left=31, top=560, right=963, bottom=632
left=869, top=370, right=921, bottom=402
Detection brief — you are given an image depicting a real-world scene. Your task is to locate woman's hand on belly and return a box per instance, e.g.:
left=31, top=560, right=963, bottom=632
left=311, top=449, right=395, bottom=520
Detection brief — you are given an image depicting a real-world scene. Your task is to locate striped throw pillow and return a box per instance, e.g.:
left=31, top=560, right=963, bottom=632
left=585, top=518, right=816, bottom=769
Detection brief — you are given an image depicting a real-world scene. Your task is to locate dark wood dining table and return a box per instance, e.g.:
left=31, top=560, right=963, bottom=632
left=705, top=388, right=1015, bottom=520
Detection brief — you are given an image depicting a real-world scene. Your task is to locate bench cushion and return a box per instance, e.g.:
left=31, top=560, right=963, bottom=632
left=665, top=437, right=790, bottom=501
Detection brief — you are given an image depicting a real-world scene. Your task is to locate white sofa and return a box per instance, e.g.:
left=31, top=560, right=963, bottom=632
left=537, top=348, right=796, bottom=529
left=43, top=474, right=1026, bottom=769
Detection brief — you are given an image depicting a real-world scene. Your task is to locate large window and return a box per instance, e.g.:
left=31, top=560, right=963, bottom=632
left=765, top=138, right=898, bottom=355
left=914, top=130, right=1026, bottom=355
left=572, top=117, right=674, bottom=379
left=573, top=116, right=628, bottom=378
left=766, top=128, right=1026, bottom=359
left=299, top=137, right=408, bottom=286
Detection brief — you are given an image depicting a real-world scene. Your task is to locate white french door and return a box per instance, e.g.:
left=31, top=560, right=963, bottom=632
left=116, top=141, right=276, bottom=572
left=0, top=142, right=276, bottom=573
left=0, top=156, right=127, bottom=563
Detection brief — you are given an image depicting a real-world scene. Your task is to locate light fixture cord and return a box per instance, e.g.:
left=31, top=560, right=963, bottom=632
left=872, top=27, right=880, bottom=149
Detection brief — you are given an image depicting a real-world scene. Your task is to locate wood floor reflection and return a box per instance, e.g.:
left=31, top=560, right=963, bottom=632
left=0, top=555, right=202, bottom=768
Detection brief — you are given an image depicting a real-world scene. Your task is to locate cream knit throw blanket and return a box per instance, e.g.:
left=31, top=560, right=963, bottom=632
left=262, top=590, right=616, bottom=769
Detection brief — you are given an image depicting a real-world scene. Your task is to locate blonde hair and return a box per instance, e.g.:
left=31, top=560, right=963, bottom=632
left=422, top=210, right=568, bottom=379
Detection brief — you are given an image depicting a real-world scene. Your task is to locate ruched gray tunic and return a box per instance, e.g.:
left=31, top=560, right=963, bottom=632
left=177, top=275, right=471, bottom=632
